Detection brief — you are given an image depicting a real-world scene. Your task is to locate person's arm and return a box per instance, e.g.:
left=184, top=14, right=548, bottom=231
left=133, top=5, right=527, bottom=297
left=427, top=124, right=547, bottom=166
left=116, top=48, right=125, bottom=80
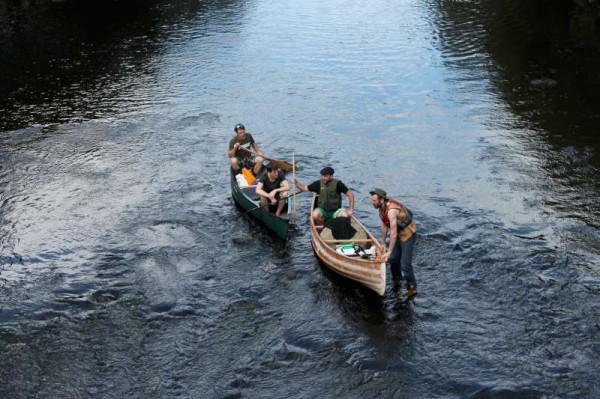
left=255, top=182, right=268, bottom=198
left=251, top=141, right=263, bottom=156
left=345, top=189, right=355, bottom=216
left=385, top=208, right=400, bottom=260
left=279, top=179, right=290, bottom=193
left=293, top=178, right=309, bottom=192
left=228, top=141, right=240, bottom=158
left=338, top=181, right=354, bottom=215
left=380, top=223, right=388, bottom=251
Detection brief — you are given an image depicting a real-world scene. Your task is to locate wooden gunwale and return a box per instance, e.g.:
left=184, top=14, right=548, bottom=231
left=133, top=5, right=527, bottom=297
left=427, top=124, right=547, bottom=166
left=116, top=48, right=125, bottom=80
left=322, top=238, right=374, bottom=244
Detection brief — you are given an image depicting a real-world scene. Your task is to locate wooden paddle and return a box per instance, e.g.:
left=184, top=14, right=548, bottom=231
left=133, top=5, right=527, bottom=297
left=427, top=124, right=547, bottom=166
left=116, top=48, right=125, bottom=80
left=238, top=147, right=294, bottom=172
left=292, top=152, right=297, bottom=222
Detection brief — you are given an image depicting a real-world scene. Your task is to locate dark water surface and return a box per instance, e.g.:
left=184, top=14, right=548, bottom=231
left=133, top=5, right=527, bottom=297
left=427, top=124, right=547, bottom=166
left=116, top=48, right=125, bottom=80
left=1, top=0, right=599, bottom=397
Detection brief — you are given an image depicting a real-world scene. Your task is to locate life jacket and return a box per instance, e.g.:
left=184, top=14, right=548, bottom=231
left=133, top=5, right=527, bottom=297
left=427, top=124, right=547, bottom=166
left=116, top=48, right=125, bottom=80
left=317, top=178, right=342, bottom=211
left=379, top=198, right=413, bottom=230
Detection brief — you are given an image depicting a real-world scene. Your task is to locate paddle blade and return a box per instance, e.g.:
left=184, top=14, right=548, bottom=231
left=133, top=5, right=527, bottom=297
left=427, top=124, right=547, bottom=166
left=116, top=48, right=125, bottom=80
left=272, top=159, right=294, bottom=172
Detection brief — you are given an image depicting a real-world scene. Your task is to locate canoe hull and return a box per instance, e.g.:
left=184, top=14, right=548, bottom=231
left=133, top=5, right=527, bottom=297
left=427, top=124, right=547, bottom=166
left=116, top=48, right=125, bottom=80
left=309, top=194, right=386, bottom=295
left=231, top=171, right=290, bottom=240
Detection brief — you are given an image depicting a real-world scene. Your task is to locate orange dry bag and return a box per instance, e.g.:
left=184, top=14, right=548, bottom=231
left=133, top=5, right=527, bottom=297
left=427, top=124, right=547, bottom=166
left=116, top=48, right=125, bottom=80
left=242, top=168, right=256, bottom=185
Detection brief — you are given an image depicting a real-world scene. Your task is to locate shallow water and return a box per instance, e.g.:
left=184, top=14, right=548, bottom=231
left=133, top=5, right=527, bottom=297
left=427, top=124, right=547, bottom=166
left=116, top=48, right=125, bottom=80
left=1, top=0, right=599, bottom=397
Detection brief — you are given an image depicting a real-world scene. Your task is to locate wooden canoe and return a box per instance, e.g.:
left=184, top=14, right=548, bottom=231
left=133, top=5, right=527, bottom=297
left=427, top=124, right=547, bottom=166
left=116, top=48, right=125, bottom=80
left=230, top=169, right=290, bottom=240
left=309, top=194, right=386, bottom=295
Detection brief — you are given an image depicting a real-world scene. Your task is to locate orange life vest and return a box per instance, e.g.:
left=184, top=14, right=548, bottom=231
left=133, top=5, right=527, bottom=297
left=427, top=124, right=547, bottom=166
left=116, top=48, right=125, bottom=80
left=379, top=198, right=413, bottom=229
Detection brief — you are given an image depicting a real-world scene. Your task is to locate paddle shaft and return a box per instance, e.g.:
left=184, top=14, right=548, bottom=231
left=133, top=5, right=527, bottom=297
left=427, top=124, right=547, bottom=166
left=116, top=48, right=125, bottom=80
left=292, top=152, right=297, bottom=221
left=238, top=147, right=293, bottom=172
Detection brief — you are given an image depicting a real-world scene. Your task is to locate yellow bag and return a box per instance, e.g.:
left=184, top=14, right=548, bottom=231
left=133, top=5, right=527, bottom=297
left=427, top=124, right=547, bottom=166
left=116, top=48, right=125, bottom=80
left=242, top=168, right=256, bottom=185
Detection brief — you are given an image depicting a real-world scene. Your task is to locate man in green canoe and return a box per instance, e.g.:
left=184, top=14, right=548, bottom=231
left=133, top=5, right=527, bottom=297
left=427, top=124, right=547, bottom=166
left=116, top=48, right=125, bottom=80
left=255, top=162, right=290, bottom=217
left=228, top=123, right=264, bottom=175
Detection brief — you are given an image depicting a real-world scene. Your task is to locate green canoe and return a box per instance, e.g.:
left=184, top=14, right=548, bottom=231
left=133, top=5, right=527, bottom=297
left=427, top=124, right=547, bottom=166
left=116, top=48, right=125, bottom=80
left=230, top=170, right=290, bottom=240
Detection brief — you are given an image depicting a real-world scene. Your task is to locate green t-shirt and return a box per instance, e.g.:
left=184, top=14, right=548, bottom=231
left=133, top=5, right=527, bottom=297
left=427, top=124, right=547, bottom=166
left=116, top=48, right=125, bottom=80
left=228, top=133, right=256, bottom=158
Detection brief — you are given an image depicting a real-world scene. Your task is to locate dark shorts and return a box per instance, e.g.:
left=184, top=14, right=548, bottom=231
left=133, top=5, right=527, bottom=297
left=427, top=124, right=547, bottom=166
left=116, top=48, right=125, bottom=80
left=267, top=192, right=286, bottom=213
left=238, top=156, right=256, bottom=169
left=261, top=191, right=284, bottom=201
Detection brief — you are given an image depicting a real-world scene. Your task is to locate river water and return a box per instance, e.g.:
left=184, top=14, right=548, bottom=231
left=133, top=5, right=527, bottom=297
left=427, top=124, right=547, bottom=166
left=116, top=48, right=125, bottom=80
left=1, top=0, right=599, bottom=397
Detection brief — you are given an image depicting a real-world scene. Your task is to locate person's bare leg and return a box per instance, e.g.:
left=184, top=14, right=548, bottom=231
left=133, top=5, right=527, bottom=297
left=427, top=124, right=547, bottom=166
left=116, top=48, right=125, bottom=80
left=260, top=196, right=268, bottom=209
left=336, top=209, right=348, bottom=218
left=231, top=157, right=240, bottom=172
left=312, top=209, right=324, bottom=225
left=275, top=191, right=289, bottom=216
left=276, top=199, right=287, bottom=217
left=253, top=156, right=264, bottom=175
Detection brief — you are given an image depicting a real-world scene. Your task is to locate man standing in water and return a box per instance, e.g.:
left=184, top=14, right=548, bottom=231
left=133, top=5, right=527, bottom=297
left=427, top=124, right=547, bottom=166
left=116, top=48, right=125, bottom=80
left=293, top=166, right=354, bottom=225
left=228, top=123, right=264, bottom=175
left=370, top=188, right=418, bottom=298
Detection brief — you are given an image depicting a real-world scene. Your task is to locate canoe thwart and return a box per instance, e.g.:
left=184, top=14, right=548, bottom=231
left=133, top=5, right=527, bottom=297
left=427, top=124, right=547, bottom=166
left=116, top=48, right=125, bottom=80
left=322, top=238, right=375, bottom=244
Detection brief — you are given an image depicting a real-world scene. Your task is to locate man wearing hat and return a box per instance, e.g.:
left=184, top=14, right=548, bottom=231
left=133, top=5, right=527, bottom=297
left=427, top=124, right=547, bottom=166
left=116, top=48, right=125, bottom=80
left=228, top=123, right=264, bottom=175
left=370, top=188, right=418, bottom=298
left=293, top=166, right=355, bottom=225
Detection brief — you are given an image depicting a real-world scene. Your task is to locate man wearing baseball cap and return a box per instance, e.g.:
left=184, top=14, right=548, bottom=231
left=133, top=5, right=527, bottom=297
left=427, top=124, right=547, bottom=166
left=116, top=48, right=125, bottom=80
left=228, top=123, right=264, bottom=175
left=370, top=188, right=418, bottom=298
left=293, top=166, right=355, bottom=225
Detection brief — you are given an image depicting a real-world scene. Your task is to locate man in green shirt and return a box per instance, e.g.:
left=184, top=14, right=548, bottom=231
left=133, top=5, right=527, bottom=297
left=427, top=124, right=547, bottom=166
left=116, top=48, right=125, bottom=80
left=228, top=123, right=264, bottom=175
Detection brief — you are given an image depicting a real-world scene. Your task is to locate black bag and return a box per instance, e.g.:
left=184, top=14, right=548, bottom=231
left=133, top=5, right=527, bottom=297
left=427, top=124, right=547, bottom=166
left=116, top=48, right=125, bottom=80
left=324, top=217, right=356, bottom=240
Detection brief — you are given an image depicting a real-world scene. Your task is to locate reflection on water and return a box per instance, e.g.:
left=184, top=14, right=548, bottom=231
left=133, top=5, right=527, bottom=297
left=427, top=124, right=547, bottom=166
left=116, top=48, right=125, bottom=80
left=431, top=0, right=600, bottom=227
left=1, top=0, right=599, bottom=397
left=0, top=0, right=235, bottom=131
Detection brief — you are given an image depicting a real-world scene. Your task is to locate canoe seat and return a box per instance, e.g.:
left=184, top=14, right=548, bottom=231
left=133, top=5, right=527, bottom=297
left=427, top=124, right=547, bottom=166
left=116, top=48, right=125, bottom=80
left=320, top=218, right=368, bottom=249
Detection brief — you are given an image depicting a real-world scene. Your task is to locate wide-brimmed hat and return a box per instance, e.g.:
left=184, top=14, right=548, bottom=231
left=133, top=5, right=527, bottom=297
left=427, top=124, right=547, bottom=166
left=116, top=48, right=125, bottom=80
left=369, top=188, right=388, bottom=200
left=320, top=166, right=334, bottom=175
